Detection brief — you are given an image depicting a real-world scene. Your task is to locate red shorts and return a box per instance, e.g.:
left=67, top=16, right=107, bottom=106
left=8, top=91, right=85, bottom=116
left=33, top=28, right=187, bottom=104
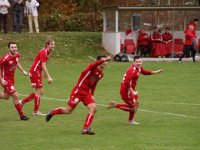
left=67, top=93, right=96, bottom=108
left=2, top=82, right=16, bottom=95
left=29, top=71, right=43, bottom=88
left=120, top=89, right=138, bottom=107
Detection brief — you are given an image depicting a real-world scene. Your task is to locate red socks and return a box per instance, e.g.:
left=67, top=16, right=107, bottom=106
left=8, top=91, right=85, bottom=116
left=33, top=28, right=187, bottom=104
left=15, top=103, right=25, bottom=116
left=115, top=104, right=137, bottom=121
left=34, top=96, right=40, bottom=113
left=83, top=114, right=94, bottom=129
left=129, top=112, right=134, bottom=121
left=51, top=107, right=64, bottom=115
left=21, top=93, right=35, bottom=105
left=115, top=104, right=131, bottom=111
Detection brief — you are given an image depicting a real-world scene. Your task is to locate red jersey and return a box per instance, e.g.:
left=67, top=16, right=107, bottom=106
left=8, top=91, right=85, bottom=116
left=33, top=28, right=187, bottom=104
left=30, top=48, right=51, bottom=72
left=0, top=52, right=20, bottom=84
left=120, top=65, right=152, bottom=93
left=184, top=29, right=197, bottom=45
left=126, top=29, right=132, bottom=36
left=187, top=21, right=197, bottom=35
left=162, top=32, right=173, bottom=42
left=71, top=60, right=104, bottom=96
left=138, top=32, right=150, bottom=46
left=150, top=32, right=162, bottom=42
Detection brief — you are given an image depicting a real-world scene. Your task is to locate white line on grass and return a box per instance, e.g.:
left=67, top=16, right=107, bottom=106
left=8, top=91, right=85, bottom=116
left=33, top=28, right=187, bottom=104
left=19, top=94, right=199, bottom=119
left=142, top=101, right=200, bottom=106
left=138, top=109, right=199, bottom=119
left=96, top=104, right=199, bottom=119
left=87, top=55, right=96, bottom=61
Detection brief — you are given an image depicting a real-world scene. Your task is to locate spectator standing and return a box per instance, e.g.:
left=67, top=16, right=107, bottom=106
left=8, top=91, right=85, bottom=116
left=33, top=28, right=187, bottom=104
left=12, top=0, right=24, bottom=33
left=24, top=0, right=39, bottom=33
left=0, top=0, right=10, bottom=33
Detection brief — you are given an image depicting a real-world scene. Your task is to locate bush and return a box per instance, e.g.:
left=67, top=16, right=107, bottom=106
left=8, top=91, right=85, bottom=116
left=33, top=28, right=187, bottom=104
left=39, top=12, right=103, bottom=32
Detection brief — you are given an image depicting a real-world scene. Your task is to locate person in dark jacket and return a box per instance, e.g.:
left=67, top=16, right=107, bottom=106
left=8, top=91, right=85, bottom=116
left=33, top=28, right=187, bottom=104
left=12, top=0, right=24, bottom=33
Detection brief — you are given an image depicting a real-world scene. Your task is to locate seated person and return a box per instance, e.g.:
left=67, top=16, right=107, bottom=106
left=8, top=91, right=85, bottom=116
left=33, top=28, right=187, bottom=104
left=125, top=24, right=133, bottom=36
left=162, top=27, right=173, bottom=57
left=150, top=26, right=167, bottom=57
left=137, top=28, right=151, bottom=57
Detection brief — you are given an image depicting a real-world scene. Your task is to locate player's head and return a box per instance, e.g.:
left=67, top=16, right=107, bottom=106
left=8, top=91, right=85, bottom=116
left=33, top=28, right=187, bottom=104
left=154, top=26, right=160, bottom=33
left=140, top=28, right=145, bottom=33
left=96, top=55, right=106, bottom=60
left=8, top=41, right=17, bottom=55
left=188, top=25, right=195, bottom=30
left=193, top=18, right=199, bottom=25
left=45, top=38, right=55, bottom=51
left=133, top=56, right=143, bottom=68
left=96, top=55, right=107, bottom=69
left=165, top=27, right=170, bottom=32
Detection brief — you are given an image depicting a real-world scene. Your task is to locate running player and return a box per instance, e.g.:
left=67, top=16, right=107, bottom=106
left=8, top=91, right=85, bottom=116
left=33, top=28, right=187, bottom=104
left=179, top=25, right=200, bottom=62
left=46, top=55, right=112, bottom=135
left=108, top=56, right=163, bottom=125
left=0, top=41, right=29, bottom=120
left=19, top=38, right=55, bottom=115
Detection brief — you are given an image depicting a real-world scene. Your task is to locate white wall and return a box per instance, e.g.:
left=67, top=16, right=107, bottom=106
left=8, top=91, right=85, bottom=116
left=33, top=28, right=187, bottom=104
left=102, top=32, right=121, bottom=55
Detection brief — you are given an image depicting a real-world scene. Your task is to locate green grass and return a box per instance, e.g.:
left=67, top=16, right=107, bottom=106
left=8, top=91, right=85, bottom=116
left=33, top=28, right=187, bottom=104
left=0, top=62, right=200, bottom=150
left=0, top=32, right=103, bottom=63
left=0, top=32, right=200, bottom=150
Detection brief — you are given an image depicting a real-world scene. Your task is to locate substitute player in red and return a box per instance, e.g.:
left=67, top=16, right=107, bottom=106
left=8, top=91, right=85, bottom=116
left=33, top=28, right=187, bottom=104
left=179, top=25, right=200, bottom=63
left=46, top=55, right=112, bottom=135
left=162, top=27, right=173, bottom=57
left=108, top=56, right=163, bottom=125
left=19, top=38, right=55, bottom=115
left=0, top=42, right=29, bottom=120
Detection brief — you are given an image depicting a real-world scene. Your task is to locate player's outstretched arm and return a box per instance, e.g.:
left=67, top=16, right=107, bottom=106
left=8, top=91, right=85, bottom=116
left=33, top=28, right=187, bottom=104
left=151, top=69, right=164, bottom=74
left=17, top=62, right=28, bottom=76
left=105, top=55, right=113, bottom=61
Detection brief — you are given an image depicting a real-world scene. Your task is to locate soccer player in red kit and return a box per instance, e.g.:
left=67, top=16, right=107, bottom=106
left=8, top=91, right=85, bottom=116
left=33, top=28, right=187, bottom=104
left=0, top=42, right=29, bottom=120
left=179, top=25, right=200, bottom=62
left=108, top=56, right=163, bottom=125
left=187, top=18, right=198, bottom=36
left=19, top=39, right=55, bottom=115
left=46, top=55, right=112, bottom=135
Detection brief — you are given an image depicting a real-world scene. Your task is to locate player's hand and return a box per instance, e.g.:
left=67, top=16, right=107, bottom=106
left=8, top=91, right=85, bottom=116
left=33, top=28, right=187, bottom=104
left=23, top=70, right=28, bottom=76
left=155, top=69, right=164, bottom=74
left=47, top=77, right=53, bottom=84
left=106, top=55, right=113, bottom=61
left=1, top=79, right=7, bottom=86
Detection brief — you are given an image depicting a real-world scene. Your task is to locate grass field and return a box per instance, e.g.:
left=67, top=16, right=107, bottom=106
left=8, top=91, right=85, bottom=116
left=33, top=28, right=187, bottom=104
left=0, top=61, right=200, bottom=150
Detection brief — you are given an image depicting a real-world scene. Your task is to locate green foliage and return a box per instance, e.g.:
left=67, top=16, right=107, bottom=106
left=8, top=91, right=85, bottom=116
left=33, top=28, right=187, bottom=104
left=39, top=12, right=103, bottom=32
left=64, top=13, right=85, bottom=31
